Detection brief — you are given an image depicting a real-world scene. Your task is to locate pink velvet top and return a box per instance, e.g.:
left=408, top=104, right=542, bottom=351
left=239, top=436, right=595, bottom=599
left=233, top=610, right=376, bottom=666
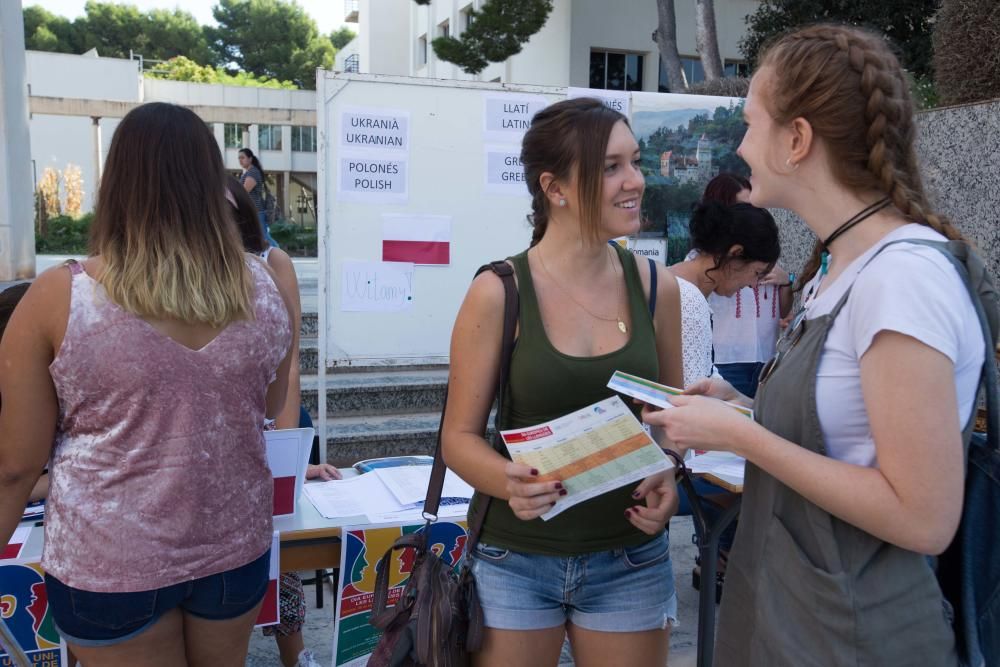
left=43, top=258, right=291, bottom=592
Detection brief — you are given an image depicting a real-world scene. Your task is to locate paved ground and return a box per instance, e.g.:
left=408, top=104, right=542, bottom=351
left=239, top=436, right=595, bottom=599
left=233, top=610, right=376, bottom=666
left=245, top=516, right=703, bottom=667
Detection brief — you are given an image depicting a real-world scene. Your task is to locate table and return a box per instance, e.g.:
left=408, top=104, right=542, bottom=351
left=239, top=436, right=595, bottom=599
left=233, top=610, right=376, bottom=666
left=681, top=465, right=743, bottom=667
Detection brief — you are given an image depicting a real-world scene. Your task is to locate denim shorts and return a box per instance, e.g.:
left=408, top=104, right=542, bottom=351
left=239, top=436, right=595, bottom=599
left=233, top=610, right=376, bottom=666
left=44, top=548, right=270, bottom=647
left=469, top=532, right=678, bottom=632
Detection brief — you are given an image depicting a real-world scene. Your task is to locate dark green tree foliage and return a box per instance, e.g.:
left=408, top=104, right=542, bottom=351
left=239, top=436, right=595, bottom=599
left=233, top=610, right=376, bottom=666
left=209, top=0, right=333, bottom=89
left=413, top=0, right=554, bottom=75
left=330, top=26, right=357, bottom=50
left=933, top=0, right=1000, bottom=105
left=23, top=6, right=80, bottom=53
left=740, top=0, right=938, bottom=78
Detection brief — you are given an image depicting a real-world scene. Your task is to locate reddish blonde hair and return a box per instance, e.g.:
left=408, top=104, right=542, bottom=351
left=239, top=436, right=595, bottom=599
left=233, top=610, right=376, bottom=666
left=758, top=24, right=963, bottom=285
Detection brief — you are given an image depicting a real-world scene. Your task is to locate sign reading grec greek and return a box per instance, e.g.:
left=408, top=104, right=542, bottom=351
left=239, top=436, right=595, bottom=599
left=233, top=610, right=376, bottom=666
left=340, top=107, right=410, bottom=152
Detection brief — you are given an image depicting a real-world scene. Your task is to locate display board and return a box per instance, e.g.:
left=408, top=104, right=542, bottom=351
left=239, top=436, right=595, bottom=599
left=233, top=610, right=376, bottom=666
left=317, top=72, right=744, bottom=367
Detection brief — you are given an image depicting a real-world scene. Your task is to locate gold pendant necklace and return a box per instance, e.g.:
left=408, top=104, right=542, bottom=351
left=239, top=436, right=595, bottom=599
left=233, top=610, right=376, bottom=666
left=537, top=245, right=627, bottom=334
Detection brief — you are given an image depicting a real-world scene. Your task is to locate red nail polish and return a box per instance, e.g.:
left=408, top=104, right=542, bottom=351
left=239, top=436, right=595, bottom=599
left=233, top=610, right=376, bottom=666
left=631, top=491, right=640, bottom=499
left=559, top=489, right=567, bottom=496
left=555, top=482, right=564, bottom=490
left=531, top=468, right=539, bottom=476
left=624, top=509, right=631, bottom=518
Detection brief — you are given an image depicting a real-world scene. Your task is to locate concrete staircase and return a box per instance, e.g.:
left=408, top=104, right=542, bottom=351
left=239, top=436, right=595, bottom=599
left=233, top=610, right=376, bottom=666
left=298, top=311, right=450, bottom=467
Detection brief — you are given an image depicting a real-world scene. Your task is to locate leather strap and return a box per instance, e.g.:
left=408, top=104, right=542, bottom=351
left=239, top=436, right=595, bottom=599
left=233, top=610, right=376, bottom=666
left=422, top=260, right=518, bottom=554
left=648, top=257, right=658, bottom=318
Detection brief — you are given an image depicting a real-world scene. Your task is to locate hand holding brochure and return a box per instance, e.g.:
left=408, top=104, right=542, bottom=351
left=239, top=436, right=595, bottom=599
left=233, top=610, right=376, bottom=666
left=607, top=370, right=754, bottom=419
left=499, top=395, right=673, bottom=521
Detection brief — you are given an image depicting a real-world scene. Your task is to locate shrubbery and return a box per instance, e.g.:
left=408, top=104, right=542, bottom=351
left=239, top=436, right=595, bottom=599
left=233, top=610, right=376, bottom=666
left=36, top=213, right=92, bottom=254
left=933, top=0, right=1000, bottom=106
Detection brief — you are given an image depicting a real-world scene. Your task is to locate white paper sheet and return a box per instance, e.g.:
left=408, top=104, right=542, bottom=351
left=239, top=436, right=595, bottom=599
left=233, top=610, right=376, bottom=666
left=340, top=260, right=414, bottom=312
left=686, top=451, right=746, bottom=483
left=373, top=467, right=474, bottom=506
left=566, top=87, right=630, bottom=116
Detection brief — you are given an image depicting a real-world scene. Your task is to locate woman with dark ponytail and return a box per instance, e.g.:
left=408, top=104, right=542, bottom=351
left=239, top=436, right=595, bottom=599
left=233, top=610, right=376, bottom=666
left=643, top=23, right=989, bottom=666
left=442, top=97, right=685, bottom=666
left=239, top=147, right=278, bottom=248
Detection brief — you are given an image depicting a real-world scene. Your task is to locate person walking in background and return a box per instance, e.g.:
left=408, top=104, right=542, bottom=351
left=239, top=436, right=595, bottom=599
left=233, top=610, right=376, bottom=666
left=644, top=24, right=985, bottom=665
left=239, top=147, right=279, bottom=248
left=700, top=173, right=795, bottom=398
left=443, top=98, right=684, bottom=667
left=0, top=102, right=294, bottom=666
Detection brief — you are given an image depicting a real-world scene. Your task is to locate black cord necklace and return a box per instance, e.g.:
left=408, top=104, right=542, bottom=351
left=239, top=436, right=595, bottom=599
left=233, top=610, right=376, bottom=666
left=822, top=197, right=892, bottom=248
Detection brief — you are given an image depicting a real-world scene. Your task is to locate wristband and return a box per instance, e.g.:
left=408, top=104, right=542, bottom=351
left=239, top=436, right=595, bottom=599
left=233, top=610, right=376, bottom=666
left=781, top=272, right=795, bottom=288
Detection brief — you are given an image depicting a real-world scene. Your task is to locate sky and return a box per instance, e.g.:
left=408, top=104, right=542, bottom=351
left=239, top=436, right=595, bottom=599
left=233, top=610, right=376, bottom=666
left=27, top=0, right=351, bottom=34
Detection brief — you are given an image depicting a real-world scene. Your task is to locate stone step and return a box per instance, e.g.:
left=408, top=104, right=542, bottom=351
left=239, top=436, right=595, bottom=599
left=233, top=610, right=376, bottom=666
left=321, top=414, right=497, bottom=467
left=301, top=369, right=448, bottom=418
left=298, top=337, right=448, bottom=376
left=302, top=311, right=318, bottom=337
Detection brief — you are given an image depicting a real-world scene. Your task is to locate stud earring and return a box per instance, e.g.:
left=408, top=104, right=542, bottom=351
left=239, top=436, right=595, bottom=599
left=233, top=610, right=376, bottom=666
left=558, top=198, right=567, bottom=207
left=785, top=158, right=799, bottom=170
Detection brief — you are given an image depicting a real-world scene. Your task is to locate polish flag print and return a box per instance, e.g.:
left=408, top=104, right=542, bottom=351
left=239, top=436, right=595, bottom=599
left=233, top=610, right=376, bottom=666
left=265, top=429, right=303, bottom=517
left=254, top=531, right=280, bottom=627
left=382, top=215, right=451, bottom=266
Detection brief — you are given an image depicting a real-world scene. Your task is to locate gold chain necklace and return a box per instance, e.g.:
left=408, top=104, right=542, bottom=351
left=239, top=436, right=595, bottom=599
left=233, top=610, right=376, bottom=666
left=537, top=244, right=628, bottom=334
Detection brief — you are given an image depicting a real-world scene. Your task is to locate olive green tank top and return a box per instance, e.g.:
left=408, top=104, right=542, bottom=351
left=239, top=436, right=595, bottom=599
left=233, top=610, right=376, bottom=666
left=472, top=242, right=661, bottom=555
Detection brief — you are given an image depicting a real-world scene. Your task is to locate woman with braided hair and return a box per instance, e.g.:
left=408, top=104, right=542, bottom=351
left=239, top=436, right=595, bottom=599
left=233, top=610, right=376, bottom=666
left=642, top=24, right=985, bottom=665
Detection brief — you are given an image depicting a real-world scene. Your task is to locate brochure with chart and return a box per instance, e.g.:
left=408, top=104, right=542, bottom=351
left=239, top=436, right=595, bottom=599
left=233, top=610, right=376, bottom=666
left=499, top=395, right=672, bottom=521
left=607, top=370, right=755, bottom=419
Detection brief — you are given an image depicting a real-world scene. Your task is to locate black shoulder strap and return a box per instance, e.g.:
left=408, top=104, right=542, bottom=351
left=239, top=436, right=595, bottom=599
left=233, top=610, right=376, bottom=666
left=648, top=257, right=658, bottom=318
left=423, top=261, right=518, bottom=551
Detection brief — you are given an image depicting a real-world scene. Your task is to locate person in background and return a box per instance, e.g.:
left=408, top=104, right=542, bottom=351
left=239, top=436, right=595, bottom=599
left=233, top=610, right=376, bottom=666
left=443, top=98, right=684, bottom=667
left=669, top=201, right=781, bottom=388
left=0, top=102, right=295, bottom=666
left=239, top=147, right=279, bottom=248
left=645, top=24, right=983, bottom=665
left=226, top=177, right=337, bottom=667
left=700, top=173, right=794, bottom=397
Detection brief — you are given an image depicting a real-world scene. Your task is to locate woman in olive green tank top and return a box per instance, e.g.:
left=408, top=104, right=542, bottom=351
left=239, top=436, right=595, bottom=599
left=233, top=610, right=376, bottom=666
left=442, top=98, right=684, bottom=666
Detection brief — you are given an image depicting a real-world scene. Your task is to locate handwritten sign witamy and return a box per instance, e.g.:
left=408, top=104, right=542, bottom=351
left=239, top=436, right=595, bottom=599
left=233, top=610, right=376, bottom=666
left=339, top=107, right=410, bottom=153
left=484, top=146, right=529, bottom=196
left=483, top=94, right=548, bottom=143
left=566, top=87, right=630, bottom=117
left=341, top=260, right=415, bottom=312
left=338, top=154, right=408, bottom=205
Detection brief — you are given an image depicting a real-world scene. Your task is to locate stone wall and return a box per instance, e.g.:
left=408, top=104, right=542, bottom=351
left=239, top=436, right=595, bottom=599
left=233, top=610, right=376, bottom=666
left=773, top=97, right=1000, bottom=284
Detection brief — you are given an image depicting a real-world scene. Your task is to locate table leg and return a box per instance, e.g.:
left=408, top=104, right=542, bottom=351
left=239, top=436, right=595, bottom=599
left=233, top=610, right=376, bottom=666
left=694, top=500, right=741, bottom=667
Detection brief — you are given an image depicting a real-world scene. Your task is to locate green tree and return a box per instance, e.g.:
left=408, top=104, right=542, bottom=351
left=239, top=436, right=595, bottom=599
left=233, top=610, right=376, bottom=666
left=145, top=55, right=297, bottom=89
left=23, top=5, right=80, bottom=53
left=143, top=9, right=213, bottom=64
left=209, top=0, right=335, bottom=89
left=412, top=0, right=553, bottom=75
left=330, top=26, right=356, bottom=50
left=740, top=0, right=938, bottom=78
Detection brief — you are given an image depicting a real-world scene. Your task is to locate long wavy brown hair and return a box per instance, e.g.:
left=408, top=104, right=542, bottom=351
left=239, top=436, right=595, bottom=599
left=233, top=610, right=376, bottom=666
left=757, top=24, right=964, bottom=288
left=90, top=103, right=253, bottom=326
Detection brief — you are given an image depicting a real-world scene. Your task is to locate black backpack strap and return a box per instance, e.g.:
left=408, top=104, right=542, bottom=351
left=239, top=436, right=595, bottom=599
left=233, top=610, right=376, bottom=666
left=422, top=261, right=518, bottom=553
left=648, top=257, right=658, bottom=318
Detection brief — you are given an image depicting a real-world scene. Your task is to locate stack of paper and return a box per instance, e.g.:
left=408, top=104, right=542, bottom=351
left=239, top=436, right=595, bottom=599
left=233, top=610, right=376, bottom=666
left=686, top=451, right=746, bottom=483
left=303, top=466, right=473, bottom=524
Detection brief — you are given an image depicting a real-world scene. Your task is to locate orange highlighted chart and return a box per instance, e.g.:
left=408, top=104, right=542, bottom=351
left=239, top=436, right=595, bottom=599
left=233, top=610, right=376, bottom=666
left=499, top=396, right=673, bottom=520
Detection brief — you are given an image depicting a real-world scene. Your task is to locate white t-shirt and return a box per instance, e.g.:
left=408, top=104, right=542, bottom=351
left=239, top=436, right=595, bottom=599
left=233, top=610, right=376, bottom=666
left=803, top=224, right=985, bottom=467
left=675, top=275, right=719, bottom=388
left=709, top=286, right=782, bottom=364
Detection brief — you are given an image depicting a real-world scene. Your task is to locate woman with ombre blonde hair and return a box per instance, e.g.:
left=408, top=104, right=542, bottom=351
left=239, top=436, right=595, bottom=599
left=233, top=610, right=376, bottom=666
left=641, top=24, right=989, bottom=665
left=0, top=102, right=294, bottom=667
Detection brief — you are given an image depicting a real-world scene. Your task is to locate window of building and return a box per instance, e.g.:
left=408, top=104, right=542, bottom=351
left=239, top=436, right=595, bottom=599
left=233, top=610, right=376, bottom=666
left=291, top=126, right=316, bottom=152
left=438, top=20, right=450, bottom=39
left=460, top=5, right=474, bottom=32
left=588, top=51, right=644, bottom=91
left=417, top=34, right=428, bottom=67
left=344, top=53, right=360, bottom=73
left=658, top=56, right=705, bottom=92
left=725, top=60, right=749, bottom=78
left=589, top=50, right=643, bottom=91
left=224, top=123, right=248, bottom=148
left=258, top=124, right=282, bottom=151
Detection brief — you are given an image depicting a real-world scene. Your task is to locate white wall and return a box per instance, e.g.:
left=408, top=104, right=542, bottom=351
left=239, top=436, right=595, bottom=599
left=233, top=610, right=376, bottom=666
left=359, top=0, right=410, bottom=76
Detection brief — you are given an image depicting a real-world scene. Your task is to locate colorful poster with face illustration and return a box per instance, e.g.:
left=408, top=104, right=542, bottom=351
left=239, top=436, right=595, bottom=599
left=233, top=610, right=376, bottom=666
left=332, top=521, right=469, bottom=667
left=0, top=560, right=66, bottom=666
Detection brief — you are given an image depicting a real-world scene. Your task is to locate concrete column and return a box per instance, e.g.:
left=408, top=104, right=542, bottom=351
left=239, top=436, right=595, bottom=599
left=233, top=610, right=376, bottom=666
left=91, top=116, right=103, bottom=201
left=0, top=0, right=36, bottom=281
left=283, top=170, right=291, bottom=221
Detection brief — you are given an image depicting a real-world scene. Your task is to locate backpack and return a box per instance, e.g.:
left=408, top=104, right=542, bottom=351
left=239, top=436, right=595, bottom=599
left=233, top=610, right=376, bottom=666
left=895, top=239, right=999, bottom=667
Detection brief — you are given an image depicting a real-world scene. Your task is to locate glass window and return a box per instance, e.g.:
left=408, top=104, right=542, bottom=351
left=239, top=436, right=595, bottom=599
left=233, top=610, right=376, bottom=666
left=439, top=20, right=450, bottom=39
left=291, top=126, right=316, bottom=152
left=224, top=123, right=248, bottom=148
left=258, top=124, right=282, bottom=151
left=658, top=56, right=705, bottom=93
left=417, top=34, right=428, bottom=67
left=344, top=54, right=359, bottom=73
left=590, top=50, right=643, bottom=91
left=725, top=61, right=749, bottom=77
left=461, top=5, right=474, bottom=32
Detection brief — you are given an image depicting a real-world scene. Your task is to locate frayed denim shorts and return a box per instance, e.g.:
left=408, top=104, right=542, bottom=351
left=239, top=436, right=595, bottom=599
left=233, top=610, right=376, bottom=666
left=44, top=548, right=270, bottom=647
left=469, top=532, right=678, bottom=632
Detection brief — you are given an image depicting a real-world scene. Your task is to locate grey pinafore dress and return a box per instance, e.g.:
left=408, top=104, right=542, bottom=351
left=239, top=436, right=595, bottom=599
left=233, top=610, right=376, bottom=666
left=714, top=274, right=960, bottom=666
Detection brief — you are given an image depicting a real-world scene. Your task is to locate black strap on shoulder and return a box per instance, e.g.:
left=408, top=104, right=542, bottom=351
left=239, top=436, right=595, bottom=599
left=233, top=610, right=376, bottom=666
left=648, top=257, right=658, bottom=318
left=422, top=261, right=518, bottom=552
